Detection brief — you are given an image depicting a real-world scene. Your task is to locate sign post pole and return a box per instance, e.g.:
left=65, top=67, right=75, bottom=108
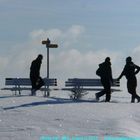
left=42, top=38, right=58, bottom=97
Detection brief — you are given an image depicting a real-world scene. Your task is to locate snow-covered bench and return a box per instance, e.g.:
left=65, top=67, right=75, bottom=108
left=62, top=78, right=120, bottom=99
left=1, top=78, right=57, bottom=96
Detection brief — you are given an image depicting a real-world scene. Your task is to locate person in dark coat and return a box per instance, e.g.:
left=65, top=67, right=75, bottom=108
left=95, top=57, right=113, bottom=102
left=117, top=56, right=140, bottom=103
left=30, top=54, right=44, bottom=96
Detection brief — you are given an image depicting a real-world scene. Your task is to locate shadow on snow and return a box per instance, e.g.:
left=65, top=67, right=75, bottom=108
left=3, top=97, right=98, bottom=111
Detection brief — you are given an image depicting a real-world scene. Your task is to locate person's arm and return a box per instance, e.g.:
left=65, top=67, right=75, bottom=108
left=110, top=67, right=113, bottom=83
left=117, top=73, right=123, bottom=81
left=117, top=67, right=125, bottom=80
left=134, top=64, right=140, bottom=75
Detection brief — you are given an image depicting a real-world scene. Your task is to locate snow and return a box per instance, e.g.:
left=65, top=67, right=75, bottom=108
left=0, top=90, right=140, bottom=140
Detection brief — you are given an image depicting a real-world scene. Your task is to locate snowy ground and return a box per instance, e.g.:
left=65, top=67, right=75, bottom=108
left=0, top=90, right=140, bottom=140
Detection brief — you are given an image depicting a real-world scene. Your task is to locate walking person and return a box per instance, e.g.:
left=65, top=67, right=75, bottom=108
left=30, top=54, right=44, bottom=96
left=117, top=56, right=140, bottom=103
left=95, top=57, right=113, bottom=102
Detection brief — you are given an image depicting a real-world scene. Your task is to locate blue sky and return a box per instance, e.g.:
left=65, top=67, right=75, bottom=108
left=1, top=0, right=140, bottom=89
left=1, top=0, right=140, bottom=51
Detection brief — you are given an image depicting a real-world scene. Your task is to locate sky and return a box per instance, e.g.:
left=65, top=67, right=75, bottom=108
left=1, top=0, right=140, bottom=90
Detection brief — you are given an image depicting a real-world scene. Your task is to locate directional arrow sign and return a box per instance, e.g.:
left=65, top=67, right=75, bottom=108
left=48, top=44, right=58, bottom=48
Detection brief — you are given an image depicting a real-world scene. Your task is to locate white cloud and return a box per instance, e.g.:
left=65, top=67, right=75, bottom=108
left=29, top=25, right=85, bottom=48
left=67, top=25, right=85, bottom=38
left=30, top=29, right=62, bottom=41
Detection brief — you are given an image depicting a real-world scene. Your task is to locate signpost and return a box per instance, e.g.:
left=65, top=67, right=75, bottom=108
left=42, top=38, right=58, bottom=97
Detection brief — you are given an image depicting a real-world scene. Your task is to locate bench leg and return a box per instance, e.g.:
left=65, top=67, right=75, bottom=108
left=46, top=85, right=50, bottom=97
left=44, top=86, right=50, bottom=97
left=46, top=91, right=50, bottom=97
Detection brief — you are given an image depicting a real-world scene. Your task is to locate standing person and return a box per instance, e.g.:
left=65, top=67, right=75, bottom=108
left=117, top=56, right=140, bottom=103
left=95, top=57, right=113, bottom=102
left=30, top=54, right=44, bottom=96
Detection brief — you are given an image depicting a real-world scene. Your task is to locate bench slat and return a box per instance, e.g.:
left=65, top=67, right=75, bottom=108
left=67, top=78, right=119, bottom=82
left=68, top=78, right=118, bottom=80
left=62, top=88, right=121, bottom=92
left=5, top=78, right=57, bottom=86
left=65, top=78, right=120, bottom=87
left=1, top=87, right=57, bottom=91
left=65, top=83, right=120, bottom=87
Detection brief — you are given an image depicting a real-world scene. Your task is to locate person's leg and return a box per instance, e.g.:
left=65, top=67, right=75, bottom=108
left=127, top=86, right=135, bottom=103
left=30, top=76, right=38, bottom=96
left=102, top=80, right=111, bottom=102
left=105, top=87, right=111, bottom=102
left=95, top=79, right=107, bottom=101
left=127, top=79, right=140, bottom=103
left=133, top=80, right=140, bottom=102
left=36, top=77, right=45, bottom=90
left=132, top=91, right=140, bottom=102
left=131, top=95, right=135, bottom=103
left=95, top=90, right=105, bottom=101
left=135, top=94, right=140, bottom=102
left=106, top=93, right=111, bottom=102
left=130, top=93, right=140, bottom=103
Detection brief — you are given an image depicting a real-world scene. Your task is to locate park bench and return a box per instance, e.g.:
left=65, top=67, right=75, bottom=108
left=62, top=78, right=120, bottom=99
left=1, top=78, right=57, bottom=96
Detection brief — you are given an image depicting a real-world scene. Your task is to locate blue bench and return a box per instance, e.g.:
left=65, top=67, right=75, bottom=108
left=63, top=78, right=120, bottom=99
left=1, top=78, right=57, bottom=96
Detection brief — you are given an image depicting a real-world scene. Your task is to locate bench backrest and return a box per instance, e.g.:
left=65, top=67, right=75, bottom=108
left=5, top=78, right=57, bottom=86
left=65, top=78, right=120, bottom=87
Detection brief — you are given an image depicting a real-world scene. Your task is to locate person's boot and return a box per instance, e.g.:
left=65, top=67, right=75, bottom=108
left=131, top=97, right=135, bottom=103
left=105, top=94, right=111, bottom=102
left=137, top=97, right=140, bottom=103
left=95, top=93, right=99, bottom=101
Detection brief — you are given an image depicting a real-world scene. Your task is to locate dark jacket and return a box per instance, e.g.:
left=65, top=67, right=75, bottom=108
left=30, top=58, right=42, bottom=78
left=99, top=61, right=113, bottom=82
left=119, top=62, right=140, bottom=80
